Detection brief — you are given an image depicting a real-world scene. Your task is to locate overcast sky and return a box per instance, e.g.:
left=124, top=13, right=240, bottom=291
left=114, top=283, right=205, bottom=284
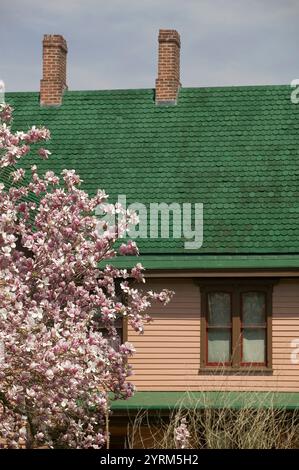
left=1, top=0, right=299, bottom=92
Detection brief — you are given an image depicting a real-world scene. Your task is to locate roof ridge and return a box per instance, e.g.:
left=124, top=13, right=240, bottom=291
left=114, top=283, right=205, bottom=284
left=5, top=83, right=291, bottom=95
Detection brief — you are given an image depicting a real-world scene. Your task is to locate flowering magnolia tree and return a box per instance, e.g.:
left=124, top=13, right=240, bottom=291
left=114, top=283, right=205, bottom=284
left=0, top=104, right=172, bottom=449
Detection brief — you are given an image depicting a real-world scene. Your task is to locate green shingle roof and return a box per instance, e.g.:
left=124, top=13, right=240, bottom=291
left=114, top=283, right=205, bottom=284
left=4, top=85, right=299, bottom=262
left=0, top=167, right=12, bottom=188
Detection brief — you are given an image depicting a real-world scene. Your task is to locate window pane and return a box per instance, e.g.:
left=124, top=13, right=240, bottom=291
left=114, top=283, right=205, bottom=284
left=208, top=292, right=231, bottom=326
left=243, top=329, right=265, bottom=363
left=109, top=334, right=122, bottom=349
left=96, top=317, right=123, bottom=345
left=242, top=292, right=265, bottom=325
left=208, top=329, right=231, bottom=363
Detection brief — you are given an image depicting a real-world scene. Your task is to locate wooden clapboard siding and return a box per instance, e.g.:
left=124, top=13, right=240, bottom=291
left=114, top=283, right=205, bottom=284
left=128, top=278, right=299, bottom=392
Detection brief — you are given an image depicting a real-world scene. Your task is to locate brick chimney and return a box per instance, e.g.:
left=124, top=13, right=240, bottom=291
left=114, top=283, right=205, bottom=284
left=155, top=29, right=181, bottom=105
left=40, top=35, right=68, bottom=107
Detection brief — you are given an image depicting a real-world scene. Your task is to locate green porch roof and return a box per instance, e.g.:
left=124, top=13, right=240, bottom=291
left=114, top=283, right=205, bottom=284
left=4, top=85, right=299, bottom=262
left=102, top=253, right=299, bottom=270
left=111, top=391, right=299, bottom=411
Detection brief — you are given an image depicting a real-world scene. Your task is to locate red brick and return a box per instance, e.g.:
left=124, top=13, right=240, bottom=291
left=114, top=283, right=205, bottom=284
left=40, top=34, right=68, bottom=107
left=155, top=29, right=180, bottom=104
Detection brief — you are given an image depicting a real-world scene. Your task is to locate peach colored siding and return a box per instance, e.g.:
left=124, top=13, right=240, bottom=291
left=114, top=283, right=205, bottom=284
left=128, top=278, right=299, bottom=392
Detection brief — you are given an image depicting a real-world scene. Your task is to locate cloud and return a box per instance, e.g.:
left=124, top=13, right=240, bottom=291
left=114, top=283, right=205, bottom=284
left=1, top=0, right=299, bottom=91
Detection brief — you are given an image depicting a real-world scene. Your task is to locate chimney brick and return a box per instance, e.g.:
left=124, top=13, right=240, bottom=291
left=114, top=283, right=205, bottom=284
left=40, top=35, right=68, bottom=107
left=155, top=29, right=181, bottom=105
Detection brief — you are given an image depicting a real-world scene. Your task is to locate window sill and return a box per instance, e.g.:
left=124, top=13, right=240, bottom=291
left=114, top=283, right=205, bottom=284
left=199, top=367, right=273, bottom=376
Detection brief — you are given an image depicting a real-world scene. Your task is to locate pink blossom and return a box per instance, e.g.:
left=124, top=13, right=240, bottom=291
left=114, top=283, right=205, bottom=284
left=38, top=148, right=51, bottom=159
left=174, top=418, right=190, bottom=449
left=12, top=168, right=25, bottom=183
left=119, top=240, right=139, bottom=256
left=0, top=104, right=174, bottom=449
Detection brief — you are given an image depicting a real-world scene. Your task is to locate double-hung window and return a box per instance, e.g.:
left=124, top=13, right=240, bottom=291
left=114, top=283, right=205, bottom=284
left=199, top=280, right=274, bottom=370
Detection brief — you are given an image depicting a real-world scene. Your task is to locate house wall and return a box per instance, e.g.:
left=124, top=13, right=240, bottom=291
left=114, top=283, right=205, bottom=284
left=128, top=278, right=299, bottom=392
